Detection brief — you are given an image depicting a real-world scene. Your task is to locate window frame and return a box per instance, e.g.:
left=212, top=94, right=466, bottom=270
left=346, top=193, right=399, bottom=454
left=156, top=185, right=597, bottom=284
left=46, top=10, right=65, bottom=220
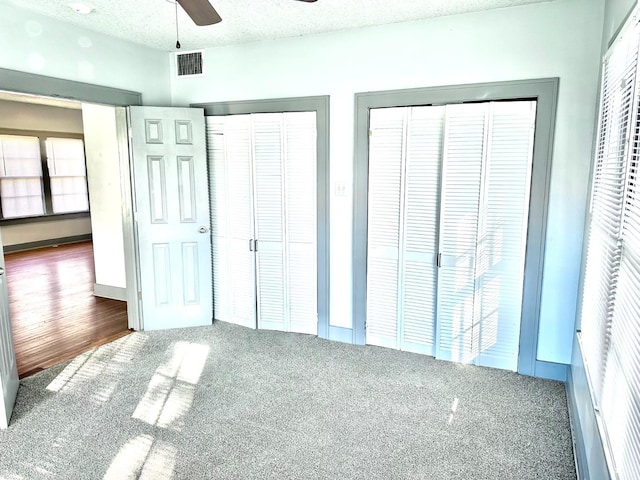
left=575, top=11, right=640, bottom=480
left=0, top=128, right=90, bottom=223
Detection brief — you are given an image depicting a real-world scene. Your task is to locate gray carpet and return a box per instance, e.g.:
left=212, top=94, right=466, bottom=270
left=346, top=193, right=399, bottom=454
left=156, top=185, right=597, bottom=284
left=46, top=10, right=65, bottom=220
left=0, top=322, right=575, bottom=479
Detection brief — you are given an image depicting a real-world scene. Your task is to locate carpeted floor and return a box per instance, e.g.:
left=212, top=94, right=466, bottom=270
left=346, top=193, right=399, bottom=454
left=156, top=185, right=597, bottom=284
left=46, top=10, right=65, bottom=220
left=0, top=322, right=576, bottom=479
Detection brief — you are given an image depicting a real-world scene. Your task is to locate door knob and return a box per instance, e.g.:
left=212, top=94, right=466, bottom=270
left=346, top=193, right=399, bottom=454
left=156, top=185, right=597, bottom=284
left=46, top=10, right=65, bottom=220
left=198, top=226, right=209, bottom=234
left=0, top=267, right=4, bottom=276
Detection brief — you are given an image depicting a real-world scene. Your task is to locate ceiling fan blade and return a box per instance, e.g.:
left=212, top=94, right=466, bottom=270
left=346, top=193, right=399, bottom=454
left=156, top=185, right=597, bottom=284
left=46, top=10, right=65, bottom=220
left=177, top=0, right=222, bottom=26
left=295, top=0, right=318, bottom=2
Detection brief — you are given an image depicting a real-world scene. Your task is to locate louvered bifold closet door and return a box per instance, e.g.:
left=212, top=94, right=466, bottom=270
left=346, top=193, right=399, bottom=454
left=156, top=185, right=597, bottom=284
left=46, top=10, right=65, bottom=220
left=580, top=24, right=639, bottom=402
left=400, top=106, right=444, bottom=355
left=435, top=103, right=486, bottom=363
left=253, top=113, right=287, bottom=331
left=283, top=112, right=317, bottom=334
left=474, top=101, right=536, bottom=371
left=600, top=70, right=640, bottom=480
left=206, top=115, right=257, bottom=329
left=366, top=107, right=405, bottom=349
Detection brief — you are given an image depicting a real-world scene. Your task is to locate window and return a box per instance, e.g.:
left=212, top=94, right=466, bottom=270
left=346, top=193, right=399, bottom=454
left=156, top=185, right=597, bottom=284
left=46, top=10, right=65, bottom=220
left=579, top=18, right=640, bottom=480
left=0, top=135, right=45, bottom=218
left=0, top=131, right=89, bottom=220
left=46, top=138, right=89, bottom=214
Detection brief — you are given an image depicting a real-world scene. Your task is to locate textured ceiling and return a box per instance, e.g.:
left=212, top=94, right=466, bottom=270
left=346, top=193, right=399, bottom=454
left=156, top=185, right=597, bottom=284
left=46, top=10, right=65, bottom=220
left=1, top=0, right=554, bottom=52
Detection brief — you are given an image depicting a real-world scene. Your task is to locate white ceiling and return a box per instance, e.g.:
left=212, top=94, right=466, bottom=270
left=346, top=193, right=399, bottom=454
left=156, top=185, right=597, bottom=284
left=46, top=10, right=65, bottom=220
left=2, top=0, right=554, bottom=52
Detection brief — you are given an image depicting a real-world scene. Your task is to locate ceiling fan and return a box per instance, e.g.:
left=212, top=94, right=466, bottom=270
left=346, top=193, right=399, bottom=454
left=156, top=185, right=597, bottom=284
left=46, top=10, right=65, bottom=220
left=177, top=0, right=318, bottom=26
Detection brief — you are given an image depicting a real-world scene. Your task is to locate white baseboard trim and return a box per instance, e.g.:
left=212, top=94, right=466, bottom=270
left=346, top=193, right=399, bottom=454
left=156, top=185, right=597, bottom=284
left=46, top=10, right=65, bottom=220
left=94, top=283, right=127, bottom=301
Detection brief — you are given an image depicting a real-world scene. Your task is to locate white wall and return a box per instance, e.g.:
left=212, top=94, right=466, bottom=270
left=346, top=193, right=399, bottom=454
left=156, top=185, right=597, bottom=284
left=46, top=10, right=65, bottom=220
left=0, top=99, right=92, bottom=247
left=0, top=3, right=171, bottom=106
left=82, top=104, right=126, bottom=290
left=171, top=0, right=605, bottom=365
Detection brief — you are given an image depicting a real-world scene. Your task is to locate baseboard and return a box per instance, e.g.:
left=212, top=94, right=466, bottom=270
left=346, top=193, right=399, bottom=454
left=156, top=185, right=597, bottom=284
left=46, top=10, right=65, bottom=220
left=328, top=326, right=353, bottom=344
left=566, top=335, right=611, bottom=480
left=4, top=234, right=92, bottom=253
left=534, top=360, right=568, bottom=381
left=94, top=283, right=127, bottom=301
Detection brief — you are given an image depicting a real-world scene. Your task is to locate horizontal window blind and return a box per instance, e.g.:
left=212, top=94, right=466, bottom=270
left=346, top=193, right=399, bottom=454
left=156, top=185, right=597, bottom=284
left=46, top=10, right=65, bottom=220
left=45, top=138, right=89, bottom=214
left=579, top=18, right=640, bottom=480
left=0, top=135, right=44, bottom=218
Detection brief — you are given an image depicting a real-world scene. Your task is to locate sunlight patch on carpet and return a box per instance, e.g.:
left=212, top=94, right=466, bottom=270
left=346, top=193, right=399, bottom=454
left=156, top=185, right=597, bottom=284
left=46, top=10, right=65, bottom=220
left=102, top=434, right=176, bottom=480
left=132, top=341, right=209, bottom=430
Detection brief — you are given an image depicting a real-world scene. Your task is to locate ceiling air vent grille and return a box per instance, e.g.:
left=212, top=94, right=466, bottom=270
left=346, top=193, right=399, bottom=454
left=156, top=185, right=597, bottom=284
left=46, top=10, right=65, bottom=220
left=176, top=50, right=204, bottom=77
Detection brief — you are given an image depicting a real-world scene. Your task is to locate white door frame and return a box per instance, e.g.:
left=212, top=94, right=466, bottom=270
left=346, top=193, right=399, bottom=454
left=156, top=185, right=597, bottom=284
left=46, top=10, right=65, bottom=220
left=117, top=107, right=143, bottom=330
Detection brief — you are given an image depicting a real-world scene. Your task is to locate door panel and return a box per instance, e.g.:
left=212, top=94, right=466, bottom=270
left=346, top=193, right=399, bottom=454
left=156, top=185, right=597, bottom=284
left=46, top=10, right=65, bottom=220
left=207, top=118, right=231, bottom=323
left=400, top=106, right=444, bottom=355
left=207, top=115, right=257, bottom=329
left=253, top=114, right=287, bottom=331
left=366, top=106, right=443, bottom=354
left=474, top=101, right=536, bottom=370
left=435, top=104, right=486, bottom=363
left=366, top=107, right=404, bottom=349
left=283, top=112, right=317, bottom=334
left=0, top=232, right=18, bottom=430
left=130, top=107, right=212, bottom=330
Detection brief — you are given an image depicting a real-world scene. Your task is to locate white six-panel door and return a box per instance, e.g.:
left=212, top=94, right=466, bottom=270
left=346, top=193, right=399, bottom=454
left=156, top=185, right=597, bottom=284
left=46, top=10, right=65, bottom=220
left=129, top=107, right=213, bottom=331
left=207, top=112, right=317, bottom=335
left=366, top=101, right=536, bottom=371
left=0, top=231, right=18, bottom=430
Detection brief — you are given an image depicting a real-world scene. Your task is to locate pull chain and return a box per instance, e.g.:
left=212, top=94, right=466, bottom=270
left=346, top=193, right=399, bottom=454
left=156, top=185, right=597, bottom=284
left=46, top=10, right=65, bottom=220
left=175, top=0, right=181, bottom=49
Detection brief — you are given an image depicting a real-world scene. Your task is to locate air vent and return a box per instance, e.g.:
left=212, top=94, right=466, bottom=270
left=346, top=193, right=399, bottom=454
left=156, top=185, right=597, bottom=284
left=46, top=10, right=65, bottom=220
left=176, top=50, right=204, bottom=77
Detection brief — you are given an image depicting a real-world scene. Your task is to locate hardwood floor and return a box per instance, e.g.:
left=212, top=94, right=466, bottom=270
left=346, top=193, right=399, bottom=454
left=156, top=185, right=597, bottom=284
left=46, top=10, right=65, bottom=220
left=4, top=241, right=130, bottom=378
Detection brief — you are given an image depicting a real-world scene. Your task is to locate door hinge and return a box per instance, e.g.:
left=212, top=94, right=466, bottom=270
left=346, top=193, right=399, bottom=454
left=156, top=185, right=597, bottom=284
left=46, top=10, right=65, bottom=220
left=128, top=127, right=133, bottom=140
left=368, top=129, right=373, bottom=137
left=138, top=291, right=142, bottom=301
left=437, top=253, right=442, bottom=268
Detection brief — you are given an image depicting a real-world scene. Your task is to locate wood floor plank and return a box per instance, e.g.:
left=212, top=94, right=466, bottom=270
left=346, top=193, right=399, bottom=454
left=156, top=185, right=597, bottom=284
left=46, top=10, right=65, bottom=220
left=4, top=241, right=130, bottom=378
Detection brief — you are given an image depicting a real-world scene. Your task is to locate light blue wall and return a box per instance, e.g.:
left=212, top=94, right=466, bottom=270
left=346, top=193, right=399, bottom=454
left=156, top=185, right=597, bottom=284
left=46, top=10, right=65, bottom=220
left=171, top=0, right=605, bottom=366
left=0, top=0, right=611, bottom=369
left=0, top=3, right=171, bottom=105
left=602, top=0, right=637, bottom=48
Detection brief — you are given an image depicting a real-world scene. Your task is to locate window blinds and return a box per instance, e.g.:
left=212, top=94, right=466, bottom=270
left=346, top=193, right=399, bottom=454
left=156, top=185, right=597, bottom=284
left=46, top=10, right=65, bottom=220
left=579, top=19, right=640, bottom=480
left=45, top=138, right=89, bottom=214
left=0, top=135, right=44, bottom=218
